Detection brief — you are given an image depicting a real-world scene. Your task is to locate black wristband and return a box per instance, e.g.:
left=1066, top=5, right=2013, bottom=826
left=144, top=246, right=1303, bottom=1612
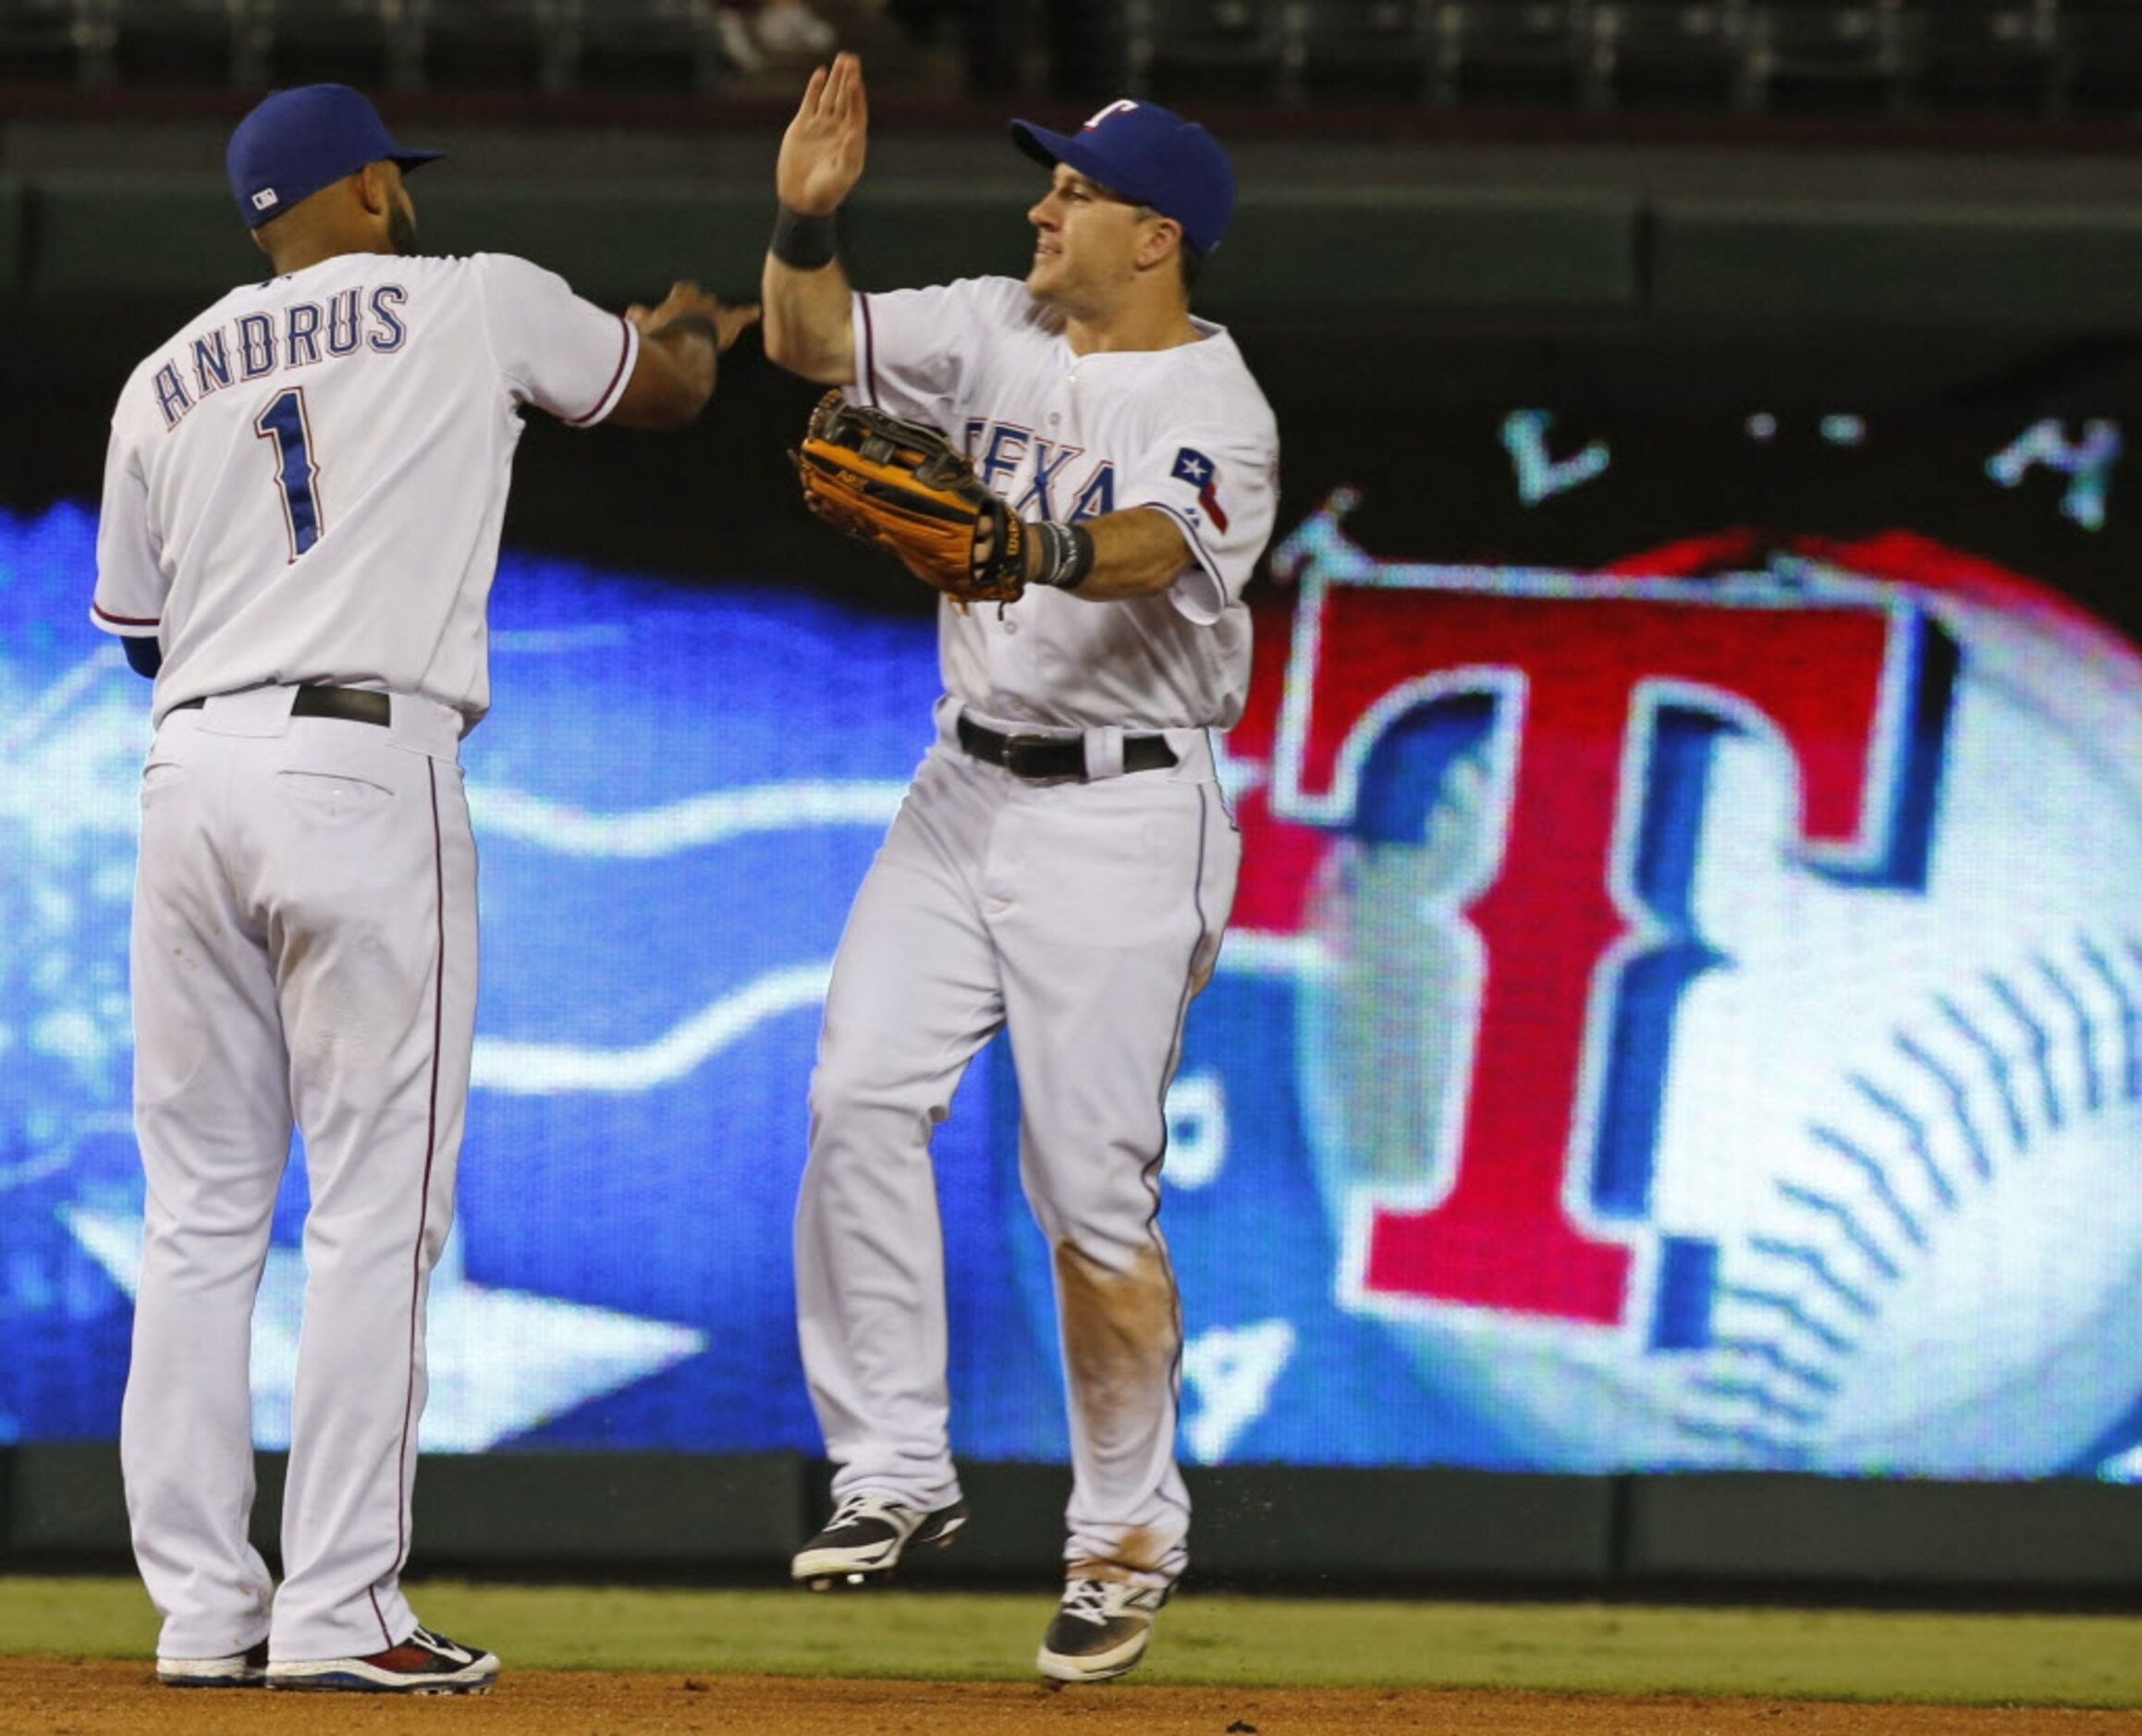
left=770, top=202, right=839, bottom=271
left=1027, top=520, right=1095, bottom=592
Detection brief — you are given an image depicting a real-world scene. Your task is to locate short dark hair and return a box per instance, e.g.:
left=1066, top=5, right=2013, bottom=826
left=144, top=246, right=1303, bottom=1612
left=1136, top=205, right=1204, bottom=295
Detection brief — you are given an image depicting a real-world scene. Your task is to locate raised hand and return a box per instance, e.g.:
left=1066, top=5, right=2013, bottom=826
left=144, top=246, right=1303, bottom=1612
left=777, top=52, right=868, bottom=217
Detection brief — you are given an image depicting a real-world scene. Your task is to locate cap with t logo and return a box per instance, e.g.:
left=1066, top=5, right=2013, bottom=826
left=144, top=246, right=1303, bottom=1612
left=1008, top=99, right=1236, bottom=257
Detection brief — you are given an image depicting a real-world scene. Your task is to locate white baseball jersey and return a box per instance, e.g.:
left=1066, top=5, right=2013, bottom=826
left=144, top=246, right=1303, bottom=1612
left=797, top=272, right=1277, bottom=1606
left=100, top=249, right=633, bottom=1669
left=92, top=251, right=639, bottom=727
left=849, top=275, right=1278, bottom=730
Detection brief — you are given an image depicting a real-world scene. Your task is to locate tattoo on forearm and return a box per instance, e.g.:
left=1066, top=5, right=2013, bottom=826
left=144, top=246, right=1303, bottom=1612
left=655, top=312, right=722, bottom=352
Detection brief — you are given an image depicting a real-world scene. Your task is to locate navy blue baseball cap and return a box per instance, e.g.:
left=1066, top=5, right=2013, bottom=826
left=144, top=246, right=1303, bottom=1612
left=226, top=84, right=445, bottom=229
left=1010, top=100, right=1236, bottom=256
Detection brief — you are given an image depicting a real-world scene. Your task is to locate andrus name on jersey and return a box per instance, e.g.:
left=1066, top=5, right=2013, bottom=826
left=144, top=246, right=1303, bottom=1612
left=964, top=419, right=1116, bottom=521
left=152, top=284, right=411, bottom=433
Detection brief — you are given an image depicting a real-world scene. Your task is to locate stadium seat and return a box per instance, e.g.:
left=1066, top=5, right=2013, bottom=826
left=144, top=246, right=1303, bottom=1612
left=93, top=0, right=256, bottom=88
left=0, top=0, right=89, bottom=84
left=261, top=0, right=422, bottom=92
left=1293, top=0, right=1450, bottom=105
left=568, top=0, right=729, bottom=95
left=2056, top=0, right=2142, bottom=118
left=1911, top=0, right=2059, bottom=116
left=1741, top=0, right=1910, bottom=114
left=1590, top=2, right=1752, bottom=112
left=1441, top=0, right=1593, bottom=111
left=8, top=0, right=2140, bottom=126
left=410, top=0, right=569, bottom=92
left=1124, top=0, right=1302, bottom=105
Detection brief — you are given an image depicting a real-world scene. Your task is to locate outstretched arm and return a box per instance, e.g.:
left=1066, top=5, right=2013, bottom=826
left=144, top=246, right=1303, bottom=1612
left=609, top=281, right=759, bottom=431
left=762, top=53, right=868, bottom=385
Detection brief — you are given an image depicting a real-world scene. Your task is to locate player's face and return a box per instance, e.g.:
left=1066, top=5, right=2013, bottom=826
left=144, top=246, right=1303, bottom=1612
left=374, top=162, right=415, bottom=258
left=1025, top=167, right=1150, bottom=311
left=385, top=168, right=418, bottom=256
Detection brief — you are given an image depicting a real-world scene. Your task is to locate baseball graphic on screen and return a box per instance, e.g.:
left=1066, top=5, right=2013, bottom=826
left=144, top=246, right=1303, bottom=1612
left=1280, top=505, right=2142, bottom=1475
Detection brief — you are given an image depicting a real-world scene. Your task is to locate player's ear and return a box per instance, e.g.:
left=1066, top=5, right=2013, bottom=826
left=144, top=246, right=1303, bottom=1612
left=1136, top=215, right=1182, bottom=276
left=354, top=161, right=390, bottom=219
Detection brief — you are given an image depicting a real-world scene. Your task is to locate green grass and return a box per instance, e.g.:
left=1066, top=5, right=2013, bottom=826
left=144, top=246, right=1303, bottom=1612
left=8, top=1576, right=2141, bottom=1707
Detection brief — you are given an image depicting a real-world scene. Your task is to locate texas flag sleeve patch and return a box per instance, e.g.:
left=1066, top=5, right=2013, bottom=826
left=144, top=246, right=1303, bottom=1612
left=1171, top=446, right=1230, bottom=533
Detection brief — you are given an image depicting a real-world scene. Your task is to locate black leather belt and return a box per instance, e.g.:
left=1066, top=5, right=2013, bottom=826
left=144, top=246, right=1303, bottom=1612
left=956, top=712, right=1178, bottom=781
left=172, top=684, right=391, bottom=727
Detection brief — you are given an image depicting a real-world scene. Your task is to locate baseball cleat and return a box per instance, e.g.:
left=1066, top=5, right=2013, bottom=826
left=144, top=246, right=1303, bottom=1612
left=155, top=1638, right=268, bottom=1687
left=791, top=1492, right=968, bottom=1590
left=1036, top=1578, right=1170, bottom=1682
left=264, top=1625, right=498, bottom=1694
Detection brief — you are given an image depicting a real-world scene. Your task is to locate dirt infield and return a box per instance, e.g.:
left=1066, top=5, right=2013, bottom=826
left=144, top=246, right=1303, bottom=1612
left=6, top=1661, right=2136, bottom=1734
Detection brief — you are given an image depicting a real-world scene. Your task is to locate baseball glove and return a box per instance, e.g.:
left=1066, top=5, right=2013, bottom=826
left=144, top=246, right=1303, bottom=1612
left=792, top=392, right=1027, bottom=609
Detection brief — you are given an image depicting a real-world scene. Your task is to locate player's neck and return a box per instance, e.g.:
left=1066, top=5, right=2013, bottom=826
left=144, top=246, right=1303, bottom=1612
left=1063, top=297, right=1200, bottom=357
left=262, top=236, right=397, bottom=278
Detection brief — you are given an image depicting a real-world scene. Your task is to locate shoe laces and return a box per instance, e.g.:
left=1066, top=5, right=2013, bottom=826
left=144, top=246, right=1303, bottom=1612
left=1060, top=1578, right=1114, bottom=1628
left=828, top=1491, right=908, bottom=1527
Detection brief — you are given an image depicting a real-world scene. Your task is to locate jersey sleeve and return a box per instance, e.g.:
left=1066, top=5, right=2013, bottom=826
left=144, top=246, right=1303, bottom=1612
left=91, top=417, right=166, bottom=640
left=472, top=251, right=640, bottom=428
left=1117, top=406, right=1280, bottom=627
left=849, top=277, right=1020, bottom=428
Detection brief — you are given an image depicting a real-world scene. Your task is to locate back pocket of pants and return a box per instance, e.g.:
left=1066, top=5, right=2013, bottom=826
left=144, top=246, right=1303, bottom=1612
left=275, top=767, right=395, bottom=823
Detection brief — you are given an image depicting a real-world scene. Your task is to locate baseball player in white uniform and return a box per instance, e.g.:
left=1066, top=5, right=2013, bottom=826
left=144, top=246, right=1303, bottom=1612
left=92, top=84, right=754, bottom=1694
left=763, top=57, right=1278, bottom=1681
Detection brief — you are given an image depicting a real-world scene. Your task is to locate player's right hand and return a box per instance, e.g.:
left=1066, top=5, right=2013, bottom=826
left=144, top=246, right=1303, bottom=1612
left=629, top=281, right=762, bottom=353
left=777, top=51, right=868, bottom=217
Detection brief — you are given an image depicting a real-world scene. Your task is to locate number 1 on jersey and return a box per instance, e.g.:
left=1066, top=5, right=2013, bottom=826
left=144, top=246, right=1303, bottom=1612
left=254, top=386, right=324, bottom=559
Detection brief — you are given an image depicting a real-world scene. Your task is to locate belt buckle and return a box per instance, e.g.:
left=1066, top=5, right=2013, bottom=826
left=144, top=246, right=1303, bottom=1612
left=1002, top=733, right=1059, bottom=779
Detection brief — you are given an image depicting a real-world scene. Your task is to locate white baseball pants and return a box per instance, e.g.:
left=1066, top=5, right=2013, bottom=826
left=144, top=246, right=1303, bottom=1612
left=121, top=685, right=474, bottom=1663
left=796, top=700, right=1240, bottom=1590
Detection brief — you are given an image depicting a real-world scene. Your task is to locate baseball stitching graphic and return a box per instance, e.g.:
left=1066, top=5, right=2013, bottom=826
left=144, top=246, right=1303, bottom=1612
left=1286, top=506, right=2142, bottom=1474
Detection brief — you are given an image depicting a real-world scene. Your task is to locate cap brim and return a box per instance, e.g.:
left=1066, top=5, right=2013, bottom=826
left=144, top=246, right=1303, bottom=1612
left=1008, top=119, right=1069, bottom=170
left=1008, top=119, right=1153, bottom=204
left=389, top=149, right=447, bottom=174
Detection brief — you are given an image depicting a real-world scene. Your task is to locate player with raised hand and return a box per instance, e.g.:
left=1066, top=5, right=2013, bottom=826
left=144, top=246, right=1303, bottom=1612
left=92, top=83, right=753, bottom=1696
left=765, top=54, right=1279, bottom=1682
